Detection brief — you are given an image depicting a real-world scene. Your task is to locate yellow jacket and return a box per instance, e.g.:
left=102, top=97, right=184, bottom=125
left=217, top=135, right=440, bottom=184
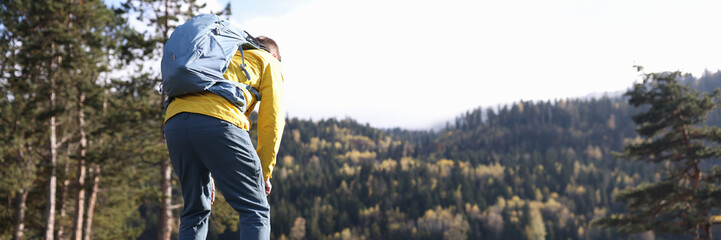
left=165, top=49, right=285, bottom=181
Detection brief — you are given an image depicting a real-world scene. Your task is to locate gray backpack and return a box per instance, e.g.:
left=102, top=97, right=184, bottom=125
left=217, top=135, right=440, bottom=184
left=161, top=14, right=266, bottom=111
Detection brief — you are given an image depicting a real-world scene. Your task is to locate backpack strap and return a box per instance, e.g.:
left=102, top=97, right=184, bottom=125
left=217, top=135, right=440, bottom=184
left=245, top=84, right=261, bottom=101
left=239, top=48, right=251, bottom=81
left=217, top=80, right=261, bottom=101
left=244, top=31, right=270, bottom=53
left=237, top=49, right=262, bottom=101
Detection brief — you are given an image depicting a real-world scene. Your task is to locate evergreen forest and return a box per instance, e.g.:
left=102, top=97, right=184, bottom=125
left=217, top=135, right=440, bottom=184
left=2, top=0, right=721, bottom=240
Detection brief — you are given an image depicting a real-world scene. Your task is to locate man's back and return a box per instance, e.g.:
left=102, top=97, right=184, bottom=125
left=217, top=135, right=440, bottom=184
left=164, top=40, right=284, bottom=239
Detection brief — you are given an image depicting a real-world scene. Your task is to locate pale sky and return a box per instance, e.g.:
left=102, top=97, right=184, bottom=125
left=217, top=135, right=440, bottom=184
left=109, top=0, right=721, bottom=129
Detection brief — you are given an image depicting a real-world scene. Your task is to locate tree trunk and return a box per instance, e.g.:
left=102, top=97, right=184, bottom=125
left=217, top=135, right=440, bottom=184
left=158, top=91, right=174, bottom=240
left=13, top=188, right=29, bottom=240
left=57, top=145, right=72, bottom=240
left=72, top=91, right=87, bottom=240
left=681, top=124, right=701, bottom=192
left=45, top=103, right=58, bottom=240
left=83, top=165, right=100, bottom=240
left=45, top=46, right=60, bottom=240
left=83, top=68, right=108, bottom=240
left=157, top=2, right=176, bottom=239
left=13, top=140, right=29, bottom=240
left=158, top=2, right=173, bottom=236
left=158, top=158, right=173, bottom=240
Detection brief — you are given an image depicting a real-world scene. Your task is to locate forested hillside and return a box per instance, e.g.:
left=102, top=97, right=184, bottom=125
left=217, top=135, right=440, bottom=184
left=260, top=100, right=639, bottom=240
left=222, top=72, right=721, bottom=240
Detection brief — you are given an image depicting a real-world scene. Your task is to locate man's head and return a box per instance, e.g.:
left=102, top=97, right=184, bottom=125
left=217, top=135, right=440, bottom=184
left=256, top=36, right=281, bottom=62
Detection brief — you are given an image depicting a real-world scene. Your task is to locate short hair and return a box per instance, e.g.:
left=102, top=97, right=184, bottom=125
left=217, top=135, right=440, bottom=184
left=256, top=36, right=281, bottom=62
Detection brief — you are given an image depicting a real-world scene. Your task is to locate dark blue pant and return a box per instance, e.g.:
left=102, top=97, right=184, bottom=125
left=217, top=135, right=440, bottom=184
left=164, top=112, right=270, bottom=239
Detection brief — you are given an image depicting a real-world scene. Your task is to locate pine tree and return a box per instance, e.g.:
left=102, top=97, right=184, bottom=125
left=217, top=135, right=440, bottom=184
left=0, top=1, right=128, bottom=239
left=592, top=70, right=721, bottom=239
left=0, top=1, right=69, bottom=238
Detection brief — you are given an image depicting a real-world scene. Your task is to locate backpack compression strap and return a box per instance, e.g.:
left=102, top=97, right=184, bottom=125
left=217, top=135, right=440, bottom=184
left=238, top=49, right=262, bottom=101
left=245, top=84, right=262, bottom=101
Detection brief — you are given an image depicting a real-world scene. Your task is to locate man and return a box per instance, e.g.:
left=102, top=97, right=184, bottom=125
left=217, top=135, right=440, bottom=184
left=164, top=36, right=284, bottom=239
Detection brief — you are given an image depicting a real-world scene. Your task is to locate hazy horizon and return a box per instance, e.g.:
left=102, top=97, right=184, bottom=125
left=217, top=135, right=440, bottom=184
left=287, top=87, right=630, bottom=130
